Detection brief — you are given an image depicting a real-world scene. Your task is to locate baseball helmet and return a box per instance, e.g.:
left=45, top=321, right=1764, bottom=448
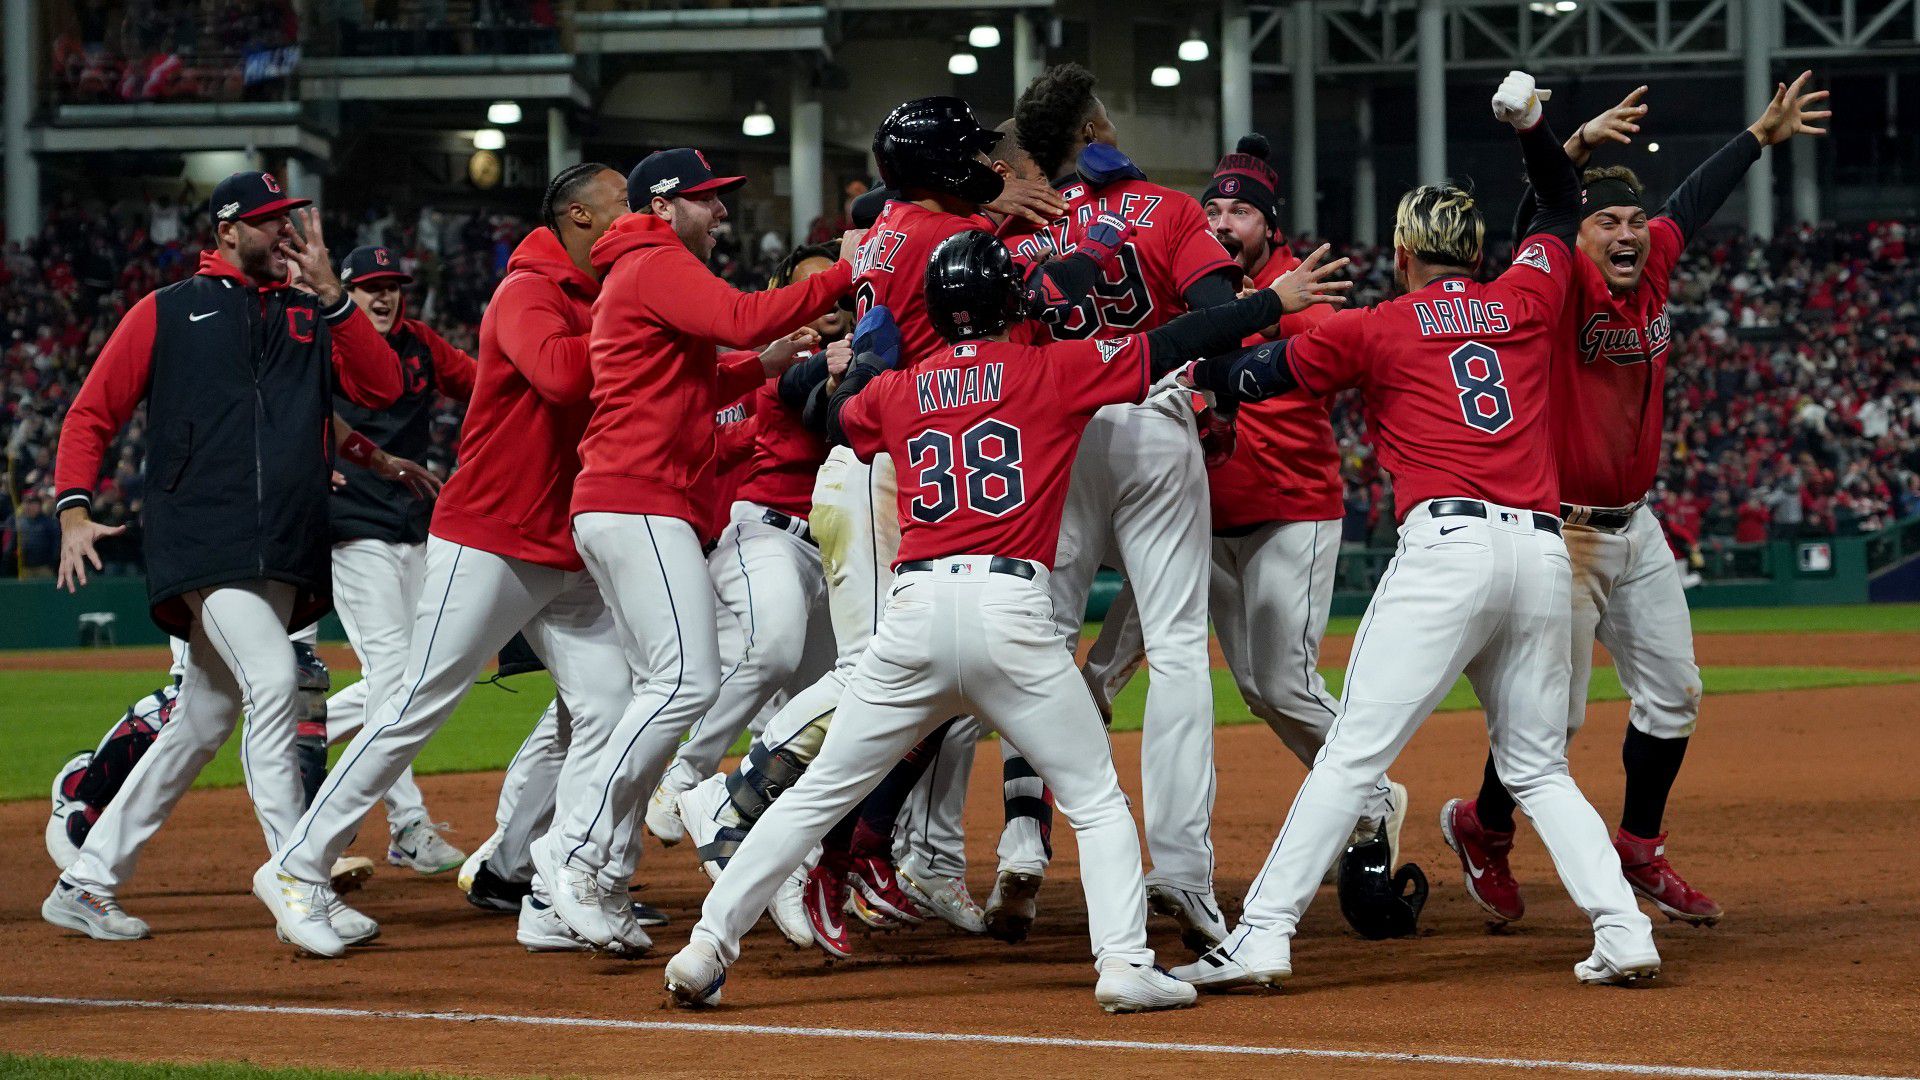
left=1336, top=830, right=1429, bottom=939
left=872, top=97, right=1005, bottom=207
left=925, top=229, right=1025, bottom=343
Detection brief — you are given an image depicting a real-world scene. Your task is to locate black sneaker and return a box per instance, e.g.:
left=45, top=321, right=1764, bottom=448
left=466, top=863, right=533, bottom=914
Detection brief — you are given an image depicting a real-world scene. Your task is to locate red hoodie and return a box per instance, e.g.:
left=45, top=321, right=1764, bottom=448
left=431, top=228, right=600, bottom=570
left=572, top=213, right=852, bottom=525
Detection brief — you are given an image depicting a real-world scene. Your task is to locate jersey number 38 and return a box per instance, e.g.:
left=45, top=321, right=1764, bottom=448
left=906, top=419, right=1026, bottom=523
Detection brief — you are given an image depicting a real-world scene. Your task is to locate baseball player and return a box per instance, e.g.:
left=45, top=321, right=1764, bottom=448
left=45, top=174, right=402, bottom=941
left=670, top=96, right=1110, bottom=938
left=662, top=224, right=1349, bottom=1012
left=1172, top=74, right=1661, bottom=990
left=324, top=243, right=477, bottom=876
left=994, top=63, right=1242, bottom=953
left=1441, top=74, right=1830, bottom=928
left=254, top=163, right=654, bottom=960
left=530, top=148, right=857, bottom=951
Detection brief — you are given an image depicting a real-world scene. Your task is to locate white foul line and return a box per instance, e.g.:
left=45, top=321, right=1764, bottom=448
left=2, top=994, right=1911, bottom=1080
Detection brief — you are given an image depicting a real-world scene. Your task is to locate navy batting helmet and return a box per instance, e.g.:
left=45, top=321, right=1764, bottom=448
left=873, top=97, right=1004, bottom=208
left=1337, top=831, right=1429, bottom=939
left=925, top=230, right=1025, bottom=343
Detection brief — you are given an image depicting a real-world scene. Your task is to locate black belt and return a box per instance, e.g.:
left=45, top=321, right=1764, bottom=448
left=1428, top=498, right=1562, bottom=536
left=1560, top=501, right=1640, bottom=532
left=896, top=556, right=1039, bottom=580
left=760, top=507, right=816, bottom=546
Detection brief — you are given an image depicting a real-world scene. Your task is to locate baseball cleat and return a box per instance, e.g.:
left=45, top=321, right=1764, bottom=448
left=251, top=863, right=345, bottom=958
left=531, top=837, right=615, bottom=948
left=456, top=828, right=504, bottom=893
left=851, top=856, right=924, bottom=926
left=801, top=862, right=854, bottom=959
left=465, top=862, right=532, bottom=915
left=677, top=773, right=747, bottom=881
left=518, top=895, right=592, bottom=953
left=1094, top=960, right=1199, bottom=1014
left=600, top=884, right=655, bottom=957
left=41, top=879, right=150, bottom=942
left=647, top=760, right=701, bottom=847
left=1575, top=940, right=1663, bottom=986
left=846, top=888, right=900, bottom=930
left=278, top=894, right=379, bottom=948
left=329, top=856, right=376, bottom=895
left=896, top=851, right=985, bottom=934
left=1146, top=884, right=1227, bottom=955
left=1440, top=797, right=1524, bottom=924
left=1169, top=926, right=1291, bottom=990
left=984, top=870, right=1043, bottom=944
left=1614, top=829, right=1723, bottom=926
left=633, top=900, right=671, bottom=928
left=664, top=940, right=728, bottom=1007
left=387, top=819, right=466, bottom=875
left=769, top=864, right=817, bottom=948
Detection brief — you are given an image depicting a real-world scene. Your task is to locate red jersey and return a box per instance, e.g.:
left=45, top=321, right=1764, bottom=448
left=1285, top=235, right=1575, bottom=516
left=853, top=201, right=991, bottom=369
left=839, top=335, right=1152, bottom=567
left=1206, top=245, right=1344, bottom=528
left=696, top=382, right=760, bottom=546
left=1551, top=216, right=1684, bottom=507
left=734, top=357, right=831, bottom=518
left=999, top=176, right=1235, bottom=338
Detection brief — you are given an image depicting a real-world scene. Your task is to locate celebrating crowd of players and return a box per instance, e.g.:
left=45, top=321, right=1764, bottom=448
left=40, top=61, right=1829, bottom=1013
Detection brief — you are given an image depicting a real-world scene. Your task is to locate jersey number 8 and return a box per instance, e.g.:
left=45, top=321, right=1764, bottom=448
left=1449, top=341, right=1513, bottom=434
left=906, top=419, right=1026, bottom=523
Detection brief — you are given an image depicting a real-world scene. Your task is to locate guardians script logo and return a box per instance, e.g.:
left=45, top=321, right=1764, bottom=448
left=1578, top=305, right=1671, bottom=366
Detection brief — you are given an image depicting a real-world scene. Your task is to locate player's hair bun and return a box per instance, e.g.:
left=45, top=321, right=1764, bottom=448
left=1235, top=134, right=1271, bottom=161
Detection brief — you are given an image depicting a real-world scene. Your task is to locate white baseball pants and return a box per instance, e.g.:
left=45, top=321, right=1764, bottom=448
left=691, top=559, right=1152, bottom=970
left=1565, top=506, right=1703, bottom=739
left=1002, top=401, right=1217, bottom=892
left=66, top=580, right=302, bottom=893
left=483, top=699, right=565, bottom=882
left=324, top=538, right=431, bottom=834
left=1236, top=500, right=1651, bottom=952
left=548, top=513, right=721, bottom=886
left=274, top=538, right=633, bottom=885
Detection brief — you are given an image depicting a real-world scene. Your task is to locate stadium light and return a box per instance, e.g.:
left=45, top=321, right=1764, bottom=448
left=948, top=51, right=979, bottom=75
left=472, top=128, right=505, bottom=151
left=969, top=24, right=1000, bottom=49
left=1151, top=65, right=1181, bottom=88
left=1555, top=0, right=1579, bottom=10
left=742, top=104, right=775, bottom=137
left=1648, top=142, right=1661, bottom=153
left=1179, top=33, right=1210, bottom=62
left=487, top=101, right=521, bottom=126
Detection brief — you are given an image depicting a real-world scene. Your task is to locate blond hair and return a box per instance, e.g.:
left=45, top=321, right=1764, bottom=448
left=1393, top=183, right=1484, bottom=269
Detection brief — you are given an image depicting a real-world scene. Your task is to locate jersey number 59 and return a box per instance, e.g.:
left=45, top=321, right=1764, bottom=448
left=906, top=419, right=1026, bottom=523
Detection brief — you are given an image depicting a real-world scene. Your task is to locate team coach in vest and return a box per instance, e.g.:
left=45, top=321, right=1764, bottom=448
left=41, top=171, right=403, bottom=941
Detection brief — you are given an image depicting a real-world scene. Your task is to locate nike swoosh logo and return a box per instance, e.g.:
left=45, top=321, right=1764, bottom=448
left=395, top=845, right=418, bottom=860
left=1439, top=525, right=1468, bottom=536
left=1463, top=853, right=1487, bottom=879
left=189, top=311, right=218, bottom=322
left=813, top=882, right=843, bottom=935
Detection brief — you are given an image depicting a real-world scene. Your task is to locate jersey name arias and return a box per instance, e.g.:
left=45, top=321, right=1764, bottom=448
left=836, top=336, right=1150, bottom=566
left=853, top=201, right=992, bottom=370
left=999, top=177, right=1234, bottom=339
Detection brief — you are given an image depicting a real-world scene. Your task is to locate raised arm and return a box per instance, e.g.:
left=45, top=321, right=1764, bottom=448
left=1492, top=71, right=1580, bottom=246
left=1664, top=71, right=1827, bottom=242
left=652, top=243, right=852, bottom=349
left=1142, top=243, right=1350, bottom=378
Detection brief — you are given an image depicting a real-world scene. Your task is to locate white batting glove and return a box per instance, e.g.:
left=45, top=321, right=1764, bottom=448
left=1492, top=70, right=1551, bottom=130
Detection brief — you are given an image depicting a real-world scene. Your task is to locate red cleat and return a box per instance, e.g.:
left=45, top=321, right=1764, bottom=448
left=851, top=856, right=924, bottom=927
left=1614, top=829, right=1723, bottom=926
left=1440, top=797, right=1525, bottom=923
left=802, top=862, right=854, bottom=959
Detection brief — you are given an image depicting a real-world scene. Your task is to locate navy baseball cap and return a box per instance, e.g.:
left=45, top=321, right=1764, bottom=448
left=340, top=245, right=412, bottom=286
left=629, top=148, right=746, bottom=205
left=209, top=170, right=311, bottom=224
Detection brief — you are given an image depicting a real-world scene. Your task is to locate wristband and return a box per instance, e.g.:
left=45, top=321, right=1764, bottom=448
left=340, top=431, right=378, bottom=467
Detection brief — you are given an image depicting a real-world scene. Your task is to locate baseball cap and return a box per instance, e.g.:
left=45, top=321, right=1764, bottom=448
left=339, top=245, right=413, bottom=286
left=209, top=170, right=311, bottom=224
left=628, top=148, right=746, bottom=205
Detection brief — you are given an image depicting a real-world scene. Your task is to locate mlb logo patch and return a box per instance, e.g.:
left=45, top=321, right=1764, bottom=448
left=1499, top=510, right=1521, bottom=525
left=947, top=563, right=975, bottom=576
left=1443, top=279, right=1466, bottom=293
left=955, top=343, right=978, bottom=358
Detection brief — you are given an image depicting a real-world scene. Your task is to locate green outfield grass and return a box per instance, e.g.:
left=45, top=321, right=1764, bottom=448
left=1304, top=602, right=1920, bottom=639
left=4, top=661, right=1913, bottom=803
left=0, top=1055, right=471, bottom=1080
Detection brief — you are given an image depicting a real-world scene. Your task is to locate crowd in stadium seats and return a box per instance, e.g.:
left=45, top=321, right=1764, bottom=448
left=4, top=192, right=1916, bottom=578
left=50, top=0, right=299, bottom=104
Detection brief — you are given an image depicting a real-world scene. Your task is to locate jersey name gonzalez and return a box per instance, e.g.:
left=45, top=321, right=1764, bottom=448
left=1006, top=185, right=1164, bottom=264
left=1577, top=305, right=1671, bottom=366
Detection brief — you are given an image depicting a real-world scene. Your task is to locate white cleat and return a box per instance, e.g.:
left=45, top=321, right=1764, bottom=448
left=647, top=760, right=701, bottom=847
left=329, top=856, right=376, bottom=895
left=600, top=884, right=655, bottom=957
left=457, top=828, right=505, bottom=893
left=1094, top=960, right=1199, bottom=1014
left=676, top=774, right=745, bottom=882
left=1146, top=884, right=1227, bottom=955
left=530, top=837, right=614, bottom=948
left=278, top=894, right=379, bottom=948
left=42, top=879, right=149, bottom=941
left=1330, top=779, right=1409, bottom=885
left=1168, top=926, right=1291, bottom=991
left=251, top=863, right=345, bottom=958
left=518, top=895, right=593, bottom=952
left=388, top=819, right=466, bottom=875
left=896, top=851, right=985, bottom=934
left=768, top=863, right=816, bottom=949
left=1576, top=942, right=1663, bottom=986
left=664, top=940, right=728, bottom=1007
